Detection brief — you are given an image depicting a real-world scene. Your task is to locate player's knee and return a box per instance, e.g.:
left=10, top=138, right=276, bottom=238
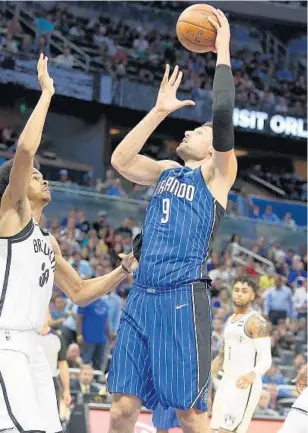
left=109, top=402, right=139, bottom=427
left=177, top=408, right=206, bottom=430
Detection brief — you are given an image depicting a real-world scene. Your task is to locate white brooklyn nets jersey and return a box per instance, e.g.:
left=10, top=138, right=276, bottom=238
left=0, top=218, right=55, bottom=332
left=223, top=310, right=260, bottom=376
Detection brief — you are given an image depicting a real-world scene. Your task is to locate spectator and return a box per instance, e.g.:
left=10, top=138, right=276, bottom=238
left=4, top=33, right=18, bottom=54
left=228, top=234, right=241, bottom=259
left=62, top=298, right=79, bottom=346
left=133, top=33, right=149, bottom=56
left=70, top=365, right=100, bottom=394
left=77, top=297, right=110, bottom=370
left=106, top=178, right=127, bottom=197
left=70, top=250, right=93, bottom=278
left=288, top=258, right=307, bottom=285
left=35, top=14, right=55, bottom=38
left=21, top=34, right=34, bottom=55
left=69, top=21, right=85, bottom=41
left=55, top=47, right=75, bottom=69
left=254, top=390, right=279, bottom=417
left=66, top=343, right=83, bottom=369
left=263, top=275, right=294, bottom=324
left=115, top=217, right=133, bottom=237
left=226, top=200, right=236, bottom=217
left=293, top=278, right=307, bottom=319
left=103, top=288, right=122, bottom=335
left=34, top=35, right=50, bottom=56
left=236, top=188, right=254, bottom=217
left=50, top=295, right=68, bottom=333
left=250, top=205, right=260, bottom=219
left=263, top=365, right=288, bottom=387
left=58, top=168, right=72, bottom=186
left=294, top=354, right=306, bottom=374
left=283, top=212, right=297, bottom=230
left=262, top=205, right=280, bottom=224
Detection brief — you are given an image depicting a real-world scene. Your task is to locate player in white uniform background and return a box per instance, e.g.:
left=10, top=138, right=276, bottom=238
left=279, top=363, right=308, bottom=433
left=0, top=55, right=137, bottom=433
left=210, top=277, right=272, bottom=433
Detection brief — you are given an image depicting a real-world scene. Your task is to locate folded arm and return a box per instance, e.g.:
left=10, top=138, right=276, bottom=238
left=51, top=235, right=133, bottom=306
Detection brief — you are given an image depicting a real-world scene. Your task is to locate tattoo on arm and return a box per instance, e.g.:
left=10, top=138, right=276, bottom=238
left=212, top=342, right=225, bottom=375
left=249, top=315, right=270, bottom=338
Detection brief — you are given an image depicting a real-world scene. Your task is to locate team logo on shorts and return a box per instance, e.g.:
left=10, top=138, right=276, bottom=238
left=224, top=413, right=236, bottom=428
left=202, top=388, right=209, bottom=404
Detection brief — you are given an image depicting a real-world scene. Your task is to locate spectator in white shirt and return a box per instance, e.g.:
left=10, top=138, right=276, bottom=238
left=133, top=34, right=149, bottom=55
left=293, top=278, right=307, bottom=319
left=69, top=22, right=85, bottom=41
left=55, top=47, right=75, bottom=69
left=283, top=212, right=297, bottom=231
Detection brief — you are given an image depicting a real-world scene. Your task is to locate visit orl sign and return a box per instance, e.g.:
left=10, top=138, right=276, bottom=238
left=233, top=108, right=307, bottom=139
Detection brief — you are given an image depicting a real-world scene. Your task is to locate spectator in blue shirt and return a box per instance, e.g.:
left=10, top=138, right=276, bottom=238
left=77, top=298, right=110, bottom=370
left=50, top=295, right=68, bottom=333
left=236, top=188, right=253, bottom=217
left=71, top=250, right=93, bottom=278
left=263, top=275, right=294, bottom=325
left=262, top=205, right=280, bottom=224
left=103, top=289, right=122, bottom=335
left=288, top=258, right=307, bottom=286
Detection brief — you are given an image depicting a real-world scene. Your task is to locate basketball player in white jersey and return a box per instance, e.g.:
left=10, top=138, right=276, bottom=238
left=210, top=277, right=272, bottom=433
left=0, top=54, right=136, bottom=433
left=278, top=364, right=307, bottom=433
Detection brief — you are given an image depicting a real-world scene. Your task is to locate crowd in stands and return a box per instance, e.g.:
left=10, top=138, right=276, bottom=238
left=0, top=2, right=306, bottom=116
left=47, top=206, right=307, bottom=420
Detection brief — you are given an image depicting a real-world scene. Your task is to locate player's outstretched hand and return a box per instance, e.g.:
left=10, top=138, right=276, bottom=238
left=119, top=252, right=138, bottom=273
left=208, top=9, right=230, bottom=53
left=37, top=53, right=55, bottom=96
left=155, top=65, right=195, bottom=115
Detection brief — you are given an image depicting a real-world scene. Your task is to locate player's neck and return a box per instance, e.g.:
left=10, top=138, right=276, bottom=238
left=30, top=205, right=43, bottom=224
left=234, top=307, right=251, bottom=316
left=185, top=157, right=209, bottom=169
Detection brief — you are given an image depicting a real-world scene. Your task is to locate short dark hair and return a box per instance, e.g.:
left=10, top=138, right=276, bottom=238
left=0, top=158, right=40, bottom=200
left=233, top=276, right=258, bottom=293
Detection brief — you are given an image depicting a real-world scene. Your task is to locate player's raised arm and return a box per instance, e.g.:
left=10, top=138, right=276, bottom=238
left=1, top=54, right=54, bottom=218
left=207, top=10, right=237, bottom=188
left=50, top=235, right=137, bottom=306
left=111, top=65, right=195, bottom=186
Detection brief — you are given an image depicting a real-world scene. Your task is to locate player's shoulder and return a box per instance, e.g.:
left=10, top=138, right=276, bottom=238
left=247, top=312, right=270, bottom=338
left=158, top=160, right=182, bottom=171
left=49, top=233, right=61, bottom=254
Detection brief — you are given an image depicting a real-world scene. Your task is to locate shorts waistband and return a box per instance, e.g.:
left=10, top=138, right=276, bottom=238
left=133, top=279, right=211, bottom=294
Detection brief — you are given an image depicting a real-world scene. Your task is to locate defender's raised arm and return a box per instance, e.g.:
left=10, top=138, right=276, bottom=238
left=1, top=54, right=54, bottom=219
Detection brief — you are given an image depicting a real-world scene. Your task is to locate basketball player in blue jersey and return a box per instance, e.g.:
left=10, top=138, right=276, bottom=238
left=108, top=9, right=236, bottom=433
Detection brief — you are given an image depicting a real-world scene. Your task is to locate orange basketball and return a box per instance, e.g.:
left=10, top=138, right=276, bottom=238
left=176, top=4, right=219, bottom=53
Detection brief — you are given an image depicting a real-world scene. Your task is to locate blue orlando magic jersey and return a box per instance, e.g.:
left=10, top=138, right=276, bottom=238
left=134, top=166, right=225, bottom=288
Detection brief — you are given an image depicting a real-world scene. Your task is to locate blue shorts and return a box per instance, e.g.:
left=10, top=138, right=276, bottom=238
left=152, top=405, right=179, bottom=430
left=108, top=281, right=212, bottom=411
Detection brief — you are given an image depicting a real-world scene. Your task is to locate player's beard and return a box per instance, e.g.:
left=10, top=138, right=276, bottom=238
left=176, top=143, right=203, bottom=162
left=233, top=299, right=250, bottom=308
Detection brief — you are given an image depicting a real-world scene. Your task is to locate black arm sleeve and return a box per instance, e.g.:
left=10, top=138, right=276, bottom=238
left=212, top=64, right=235, bottom=152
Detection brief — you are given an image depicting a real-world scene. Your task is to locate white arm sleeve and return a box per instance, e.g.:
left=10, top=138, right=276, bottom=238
left=251, top=337, right=272, bottom=376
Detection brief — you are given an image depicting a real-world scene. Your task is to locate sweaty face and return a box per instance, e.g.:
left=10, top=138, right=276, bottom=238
left=27, top=169, right=51, bottom=205
left=232, top=282, right=255, bottom=308
left=176, top=126, right=213, bottom=162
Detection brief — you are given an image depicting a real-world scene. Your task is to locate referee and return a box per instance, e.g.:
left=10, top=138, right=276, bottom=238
left=40, top=312, right=72, bottom=410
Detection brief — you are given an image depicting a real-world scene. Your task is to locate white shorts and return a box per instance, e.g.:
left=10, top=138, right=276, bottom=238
left=278, top=388, right=308, bottom=433
left=0, top=329, right=62, bottom=433
left=210, top=373, right=262, bottom=433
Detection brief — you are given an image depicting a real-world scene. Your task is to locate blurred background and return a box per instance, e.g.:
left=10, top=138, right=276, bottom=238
left=0, top=1, right=306, bottom=432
